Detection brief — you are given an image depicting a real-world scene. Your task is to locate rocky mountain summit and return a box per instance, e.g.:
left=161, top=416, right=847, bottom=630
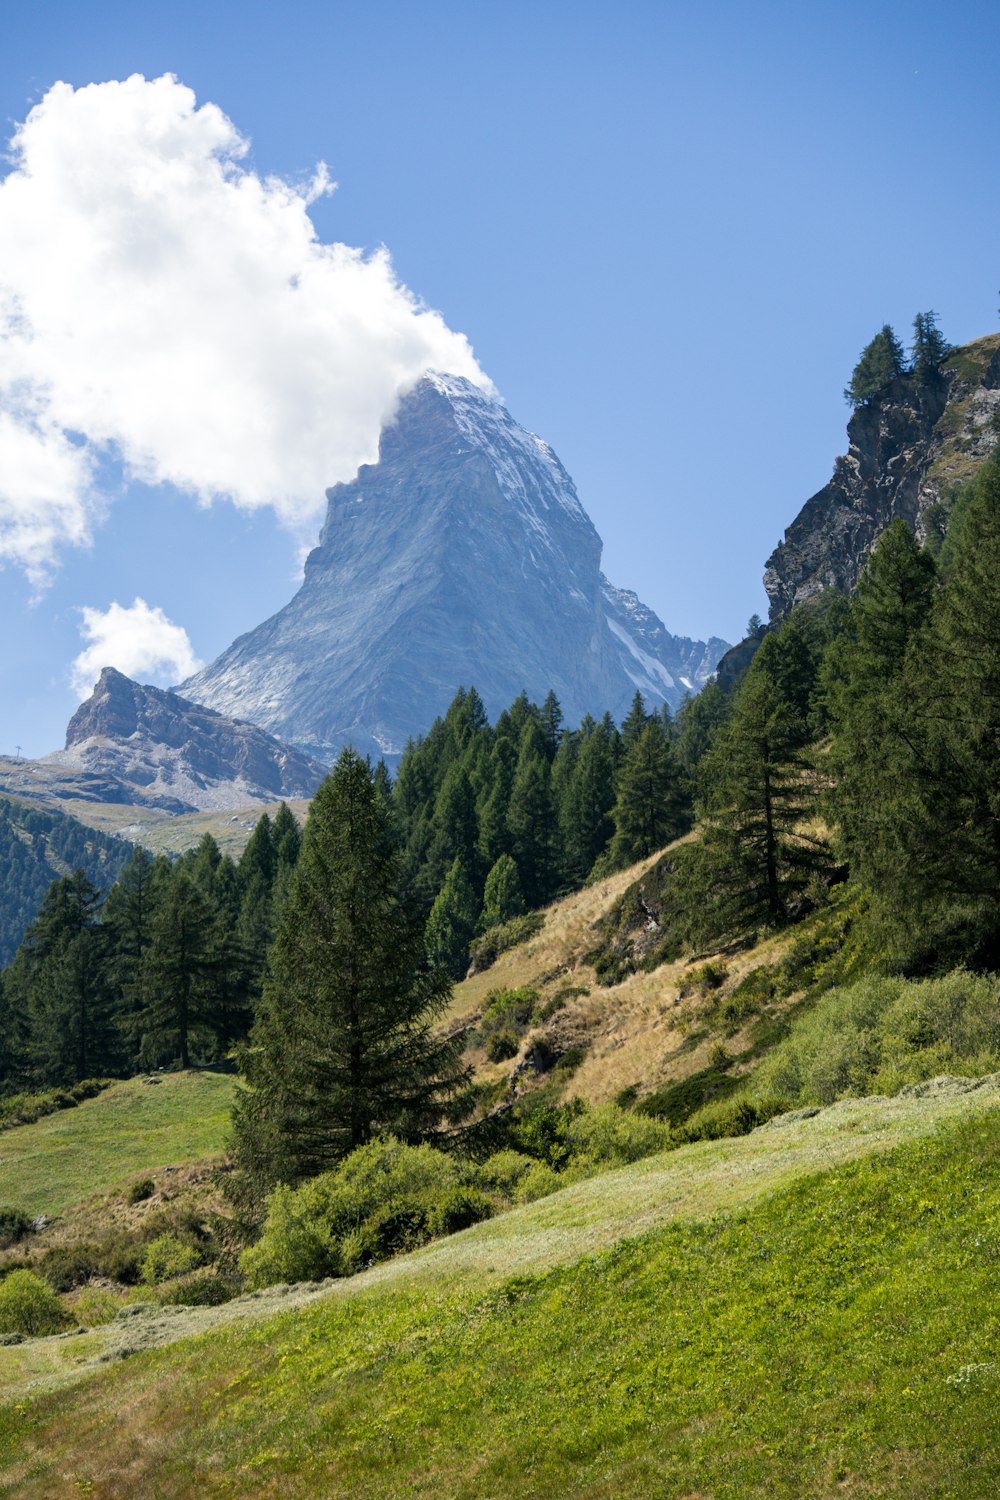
left=181, top=374, right=729, bottom=761
left=45, top=668, right=327, bottom=812
left=765, top=333, right=1000, bottom=620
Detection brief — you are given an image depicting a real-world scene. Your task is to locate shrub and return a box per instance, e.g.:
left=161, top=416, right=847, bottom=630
left=0, top=1269, right=69, bottom=1337
left=468, top=913, right=544, bottom=973
left=39, top=1243, right=100, bottom=1292
left=472, top=1149, right=536, bottom=1198
left=561, top=1103, right=672, bottom=1168
left=513, top=1160, right=562, bottom=1203
left=156, top=1269, right=243, bottom=1307
left=142, top=1234, right=202, bottom=1286
left=0, top=1079, right=109, bottom=1132
left=484, top=1029, right=520, bottom=1063
left=242, top=1138, right=464, bottom=1290
left=426, top=1187, right=494, bottom=1237
left=0, top=1205, right=32, bottom=1250
left=127, top=1177, right=156, bottom=1205
left=71, top=1286, right=120, bottom=1327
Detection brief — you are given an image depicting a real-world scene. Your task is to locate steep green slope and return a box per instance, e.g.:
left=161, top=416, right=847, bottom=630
left=2, top=1082, right=998, bottom=1497
left=0, top=797, right=131, bottom=965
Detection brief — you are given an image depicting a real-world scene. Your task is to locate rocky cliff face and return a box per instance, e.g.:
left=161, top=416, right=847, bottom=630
left=765, top=334, right=1000, bottom=620
left=181, top=375, right=728, bottom=760
left=48, top=668, right=327, bottom=812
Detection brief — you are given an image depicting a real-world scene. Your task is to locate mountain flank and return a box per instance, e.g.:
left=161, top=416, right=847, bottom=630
left=181, top=374, right=729, bottom=760
left=765, top=331, right=1000, bottom=619
left=43, top=667, right=327, bottom=813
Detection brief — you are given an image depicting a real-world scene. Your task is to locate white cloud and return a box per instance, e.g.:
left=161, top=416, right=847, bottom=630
left=71, top=597, right=203, bottom=699
left=0, top=74, right=488, bottom=580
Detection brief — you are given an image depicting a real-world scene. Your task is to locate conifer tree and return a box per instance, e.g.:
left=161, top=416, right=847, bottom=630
left=479, top=853, right=526, bottom=930
left=844, top=324, right=907, bottom=407
left=425, top=858, right=478, bottom=979
left=136, top=871, right=227, bottom=1069
left=620, top=691, right=649, bottom=754
left=859, top=457, right=1000, bottom=961
left=822, top=519, right=937, bottom=877
left=609, top=719, right=687, bottom=867
left=561, top=719, right=618, bottom=880
left=679, top=670, right=829, bottom=942
left=101, top=847, right=168, bottom=1070
left=507, top=721, right=558, bottom=906
left=231, top=750, right=465, bottom=1193
left=19, top=872, right=108, bottom=1085
left=910, top=311, right=950, bottom=382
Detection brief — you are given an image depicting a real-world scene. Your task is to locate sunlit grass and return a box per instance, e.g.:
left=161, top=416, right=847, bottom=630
left=0, top=1072, right=235, bottom=1218
left=4, top=1096, right=1000, bottom=1497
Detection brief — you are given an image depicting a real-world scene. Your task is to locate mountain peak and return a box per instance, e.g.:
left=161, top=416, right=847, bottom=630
left=55, top=671, right=327, bottom=811
left=181, top=379, right=728, bottom=760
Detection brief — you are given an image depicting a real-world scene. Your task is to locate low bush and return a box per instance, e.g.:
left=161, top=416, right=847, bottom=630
left=0, top=1205, right=32, bottom=1249
left=0, top=1269, right=69, bottom=1337
left=752, top=968, right=1000, bottom=1109
left=0, top=1079, right=109, bottom=1132
left=142, top=1233, right=202, bottom=1286
left=241, top=1139, right=466, bottom=1289
left=468, top=913, right=544, bottom=973
left=70, top=1286, right=120, bottom=1327
left=127, top=1177, right=156, bottom=1205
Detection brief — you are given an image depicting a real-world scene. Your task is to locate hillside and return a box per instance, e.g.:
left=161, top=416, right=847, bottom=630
left=0, top=1072, right=235, bottom=1219
left=0, top=797, right=131, bottom=964
left=1, top=1081, right=998, bottom=1495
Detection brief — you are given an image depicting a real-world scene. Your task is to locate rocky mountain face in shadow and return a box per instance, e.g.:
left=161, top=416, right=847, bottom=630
left=180, top=374, right=728, bottom=761
left=765, top=334, right=1000, bottom=621
left=46, top=667, right=327, bottom=812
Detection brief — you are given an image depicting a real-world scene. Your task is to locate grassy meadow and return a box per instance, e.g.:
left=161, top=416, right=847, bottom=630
left=0, top=1072, right=235, bottom=1218
left=2, top=1090, right=999, bottom=1497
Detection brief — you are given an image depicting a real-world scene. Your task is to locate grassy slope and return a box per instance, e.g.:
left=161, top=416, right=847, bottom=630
left=0, top=1073, right=235, bottom=1218
left=449, top=841, right=801, bottom=1110
left=2, top=1081, right=999, bottom=1496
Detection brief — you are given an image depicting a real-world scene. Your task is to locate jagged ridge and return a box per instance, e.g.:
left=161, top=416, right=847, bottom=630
left=181, top=375, right=729, bottom=759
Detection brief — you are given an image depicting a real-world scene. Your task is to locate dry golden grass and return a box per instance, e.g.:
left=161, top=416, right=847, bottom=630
left=448, top=838, right=807, bottom=1108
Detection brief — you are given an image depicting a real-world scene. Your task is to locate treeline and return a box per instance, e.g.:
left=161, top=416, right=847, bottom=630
left=394, top=682, right=727, bottom=977
left=0, top=806, right=301, bottom=1092
left=667, top=452, right=1000, bottom=972
left=0, top=681, right=726, bottom=1091
left=0, top=798, right=131, bottom=966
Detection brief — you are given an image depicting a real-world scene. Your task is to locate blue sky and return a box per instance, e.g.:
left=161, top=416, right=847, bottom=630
left=1, top=0, right=998, bottom=754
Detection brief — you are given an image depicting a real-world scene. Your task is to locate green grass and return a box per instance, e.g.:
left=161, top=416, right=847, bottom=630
left=0, top=1072, right=235, bottom=1217
left=2, top=1085, right=999, bottom=1496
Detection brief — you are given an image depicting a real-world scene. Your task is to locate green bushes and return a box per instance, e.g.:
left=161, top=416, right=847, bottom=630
left=0, top=1079, right=109, bottom=1132
left=752, top=968, right=1000, bottom=1108
left=0, top=1205, right=32, bottom=1249
left=241, top=1139, right=475, bottom=1289
left=243, top=1103, right=681, bottom=1290
left=0, top=1269, right=69, bottom=1337
left=127, top=1177, right=156, bottom=1205
left=477, top=986, right=540, bottom=1062
left=142, top=1233, right=202, bottom=1286
left=468, top=913, right=544, bottom=974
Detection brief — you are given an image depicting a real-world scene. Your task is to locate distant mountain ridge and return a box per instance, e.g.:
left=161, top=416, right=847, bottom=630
left=181, top=374, right=729, bottom=760
left=44, top=667, right=327, bottom=813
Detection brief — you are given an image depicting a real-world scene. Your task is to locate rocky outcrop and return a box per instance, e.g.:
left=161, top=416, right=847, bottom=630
left=181, top=374, right=729, bottom=761
left=46, top=668, right=327, bottom=812
left=765, top=334, right=1000, bottom=621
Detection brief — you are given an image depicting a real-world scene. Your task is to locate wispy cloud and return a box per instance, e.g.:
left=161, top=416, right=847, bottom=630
left=0, top=74, right=487, bottom=581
